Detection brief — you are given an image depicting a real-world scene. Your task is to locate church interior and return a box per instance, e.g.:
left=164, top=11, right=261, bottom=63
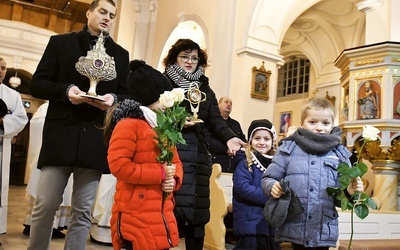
left=1, top=0, right=400, bottom=249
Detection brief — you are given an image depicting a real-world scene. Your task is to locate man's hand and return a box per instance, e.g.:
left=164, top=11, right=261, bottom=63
left=86, top=94, right=115, bottom=110
left=68, top=85, right=115, bottom=110
left=226, top=137, right=246, bottom=156
left=68, top=86, right=89, bottom=105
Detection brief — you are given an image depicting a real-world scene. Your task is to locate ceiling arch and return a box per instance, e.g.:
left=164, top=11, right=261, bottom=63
left=245, top=0, right=365, bottom=78
left=281, top=0, right=365, bottom=78
left=242, top=0, right=320, bottom=58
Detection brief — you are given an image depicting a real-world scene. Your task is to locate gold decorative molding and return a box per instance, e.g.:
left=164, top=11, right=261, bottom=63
left=341, top=66, right=350, bottom=75
left=356, top=140, right=400, bottom=161
left=370, top=159, right=400, bottom=172
left=372, top=166, right=400, bottom=171
left=391, top=58, right=400, bottom=63
left=360, top=141, right=388, bottom=160
left=354, top=58, right=384, bottom=66
left=352, top=71, right=384, bottom=80
left=387, top=139, right=400, bottom=161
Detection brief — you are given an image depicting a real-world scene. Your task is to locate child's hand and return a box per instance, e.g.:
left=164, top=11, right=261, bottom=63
left=163, top=164, right=176, bottom=179
left=347, top=177, right=364, bottom=195
left=162, top=178, right=175, bottom=193
left=271, top=181, right=285, bottom=198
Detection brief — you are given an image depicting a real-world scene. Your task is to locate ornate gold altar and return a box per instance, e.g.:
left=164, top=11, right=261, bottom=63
left=335, top=42, right=400, bottom=211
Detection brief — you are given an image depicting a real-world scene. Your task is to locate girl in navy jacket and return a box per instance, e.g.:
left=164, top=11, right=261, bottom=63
left=232, top=119, right=280, bottom=250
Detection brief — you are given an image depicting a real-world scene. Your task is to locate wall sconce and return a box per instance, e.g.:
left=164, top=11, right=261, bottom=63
left=10, top=56, right=22, bottom=88
left=9, top=71, right=21, bottom=88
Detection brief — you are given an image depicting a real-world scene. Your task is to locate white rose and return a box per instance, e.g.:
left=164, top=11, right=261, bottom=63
left=362, top=124, right=380, bottom=141
left=171, top=88, right=185, bottom=103
left=159, top=91, right=175, bottom=108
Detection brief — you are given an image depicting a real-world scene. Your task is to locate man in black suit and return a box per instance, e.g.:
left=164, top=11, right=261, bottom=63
left=205, top=96, right=246, bottom=173
left=28, top=1, right=129, bottom=249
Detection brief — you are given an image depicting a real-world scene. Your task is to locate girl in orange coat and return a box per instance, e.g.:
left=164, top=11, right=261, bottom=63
left=104, top=60, right=183, bottom=250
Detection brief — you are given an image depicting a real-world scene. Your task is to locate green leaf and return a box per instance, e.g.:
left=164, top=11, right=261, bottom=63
left=348, top=167, right=362, bottom=178
left=337, top=162, right=350, bottom=174
left=358, top=192, right=369, bottom=201
left=346, top=200, right=354, bottom=210
left=339, top=175, right=351, bottom=187
left=326, top=187, right=340, bottom=196
left=356, top=162, right=368, bottom=176
left=354, top=204, right=369, bottom=219
left=341, top=197, right=349, bottom=211
left=366, top=197, right=377, bottom=210
left=336, top=190, right=345, bottom=200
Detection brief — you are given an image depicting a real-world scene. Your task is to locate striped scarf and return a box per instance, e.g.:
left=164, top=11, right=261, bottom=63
left=165, top=63, right=204, bottom=92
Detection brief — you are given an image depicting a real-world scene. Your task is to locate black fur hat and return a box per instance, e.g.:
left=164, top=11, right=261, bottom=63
left=128, top=60, right=173, bottom=106
left=247, top=119, right=277, bottom=142
left=0, top=99, right=7, bottom=118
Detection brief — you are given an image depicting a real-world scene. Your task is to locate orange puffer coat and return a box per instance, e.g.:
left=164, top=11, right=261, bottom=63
left=108, top=118, right=183, bottom=250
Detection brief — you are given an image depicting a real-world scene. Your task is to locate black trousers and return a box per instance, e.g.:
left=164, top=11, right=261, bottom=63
left=179, top=223, right=205, bottom=250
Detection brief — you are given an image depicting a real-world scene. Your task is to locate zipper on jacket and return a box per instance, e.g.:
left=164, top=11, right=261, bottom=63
left=117, top=212, right=123, bottom=239
left=161, top=197, right=173, bottom=247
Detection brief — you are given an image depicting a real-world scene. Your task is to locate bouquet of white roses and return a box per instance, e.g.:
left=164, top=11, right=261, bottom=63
left=154, top=88, right=188, bottom=200
left=154, top=88, right=188, bottom=165
left=327, top=124, right=379, bottom=249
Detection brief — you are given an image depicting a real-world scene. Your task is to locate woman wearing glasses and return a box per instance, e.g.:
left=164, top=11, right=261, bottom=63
left=162, top=39, right=245, bottom=250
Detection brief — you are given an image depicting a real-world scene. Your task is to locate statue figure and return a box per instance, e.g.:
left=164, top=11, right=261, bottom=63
left=341, top=93, right=349, bottom=121
left=358, top=81, right=378, bottom=119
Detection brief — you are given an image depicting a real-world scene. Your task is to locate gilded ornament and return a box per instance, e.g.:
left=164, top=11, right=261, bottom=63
left=75, top=32, right=117, bottom=98
left=387, top=139, right=400, bottom=161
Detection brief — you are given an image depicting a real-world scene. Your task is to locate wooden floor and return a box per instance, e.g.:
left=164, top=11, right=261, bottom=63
left=0, top=185, right=208, bottom=250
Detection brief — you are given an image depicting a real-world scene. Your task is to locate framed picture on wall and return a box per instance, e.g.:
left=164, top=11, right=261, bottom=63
left=279, top=112, right=292, bottom=135
left=251, top=61, right=272, bottom=101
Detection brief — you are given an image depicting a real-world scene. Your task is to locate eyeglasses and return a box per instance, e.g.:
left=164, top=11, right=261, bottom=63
left=178, top=55, right=199, bottom=63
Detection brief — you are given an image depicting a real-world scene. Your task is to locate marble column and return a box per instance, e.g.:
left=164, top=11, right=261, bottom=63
left=371, top=160, right=400, bottom=211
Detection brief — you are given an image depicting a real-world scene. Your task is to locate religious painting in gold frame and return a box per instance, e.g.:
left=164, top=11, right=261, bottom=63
left=279, top=111, right=292, bottom=135
left=251, top=61, right=271, bottom=101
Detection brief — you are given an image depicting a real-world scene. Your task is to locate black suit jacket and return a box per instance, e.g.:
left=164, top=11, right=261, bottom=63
left=205, top=116, right=246, bottom=172
left=31, top=28, right=129, bottom=173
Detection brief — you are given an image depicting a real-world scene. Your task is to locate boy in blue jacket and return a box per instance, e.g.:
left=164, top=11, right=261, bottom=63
left=262, top=97, right=363, bottom=250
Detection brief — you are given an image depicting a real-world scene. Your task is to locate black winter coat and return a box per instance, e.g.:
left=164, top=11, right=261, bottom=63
left=30, top=27, right=130, bottom=173
left=167, top=74, right=237, bottom=237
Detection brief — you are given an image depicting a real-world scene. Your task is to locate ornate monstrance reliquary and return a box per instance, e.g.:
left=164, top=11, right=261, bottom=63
left=75, top=32, right=117, bottom=97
